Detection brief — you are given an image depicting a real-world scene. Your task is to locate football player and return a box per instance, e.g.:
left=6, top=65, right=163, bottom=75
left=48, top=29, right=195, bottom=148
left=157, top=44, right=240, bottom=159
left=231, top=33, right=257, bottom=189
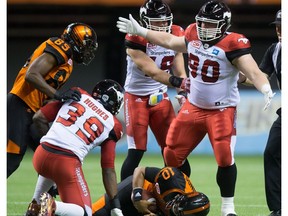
left=92, top=166, right=210, bottom=216
left=25, top=80, right=124, bottom=216
left=120, top=0, right=190, bottom=182
left=116, top=1, right=275, bottom=215
left=7, top=23, right=98, bottom=178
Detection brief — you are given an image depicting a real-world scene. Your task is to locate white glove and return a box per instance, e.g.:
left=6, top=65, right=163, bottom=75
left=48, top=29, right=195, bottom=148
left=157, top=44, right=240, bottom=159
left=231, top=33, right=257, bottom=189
left=111, top=208, right=124, bottom=216
left=261, top=84, right=276, bottom=111
left=175, top=94, right=186, bottom=108
left=117, top=14, right=148, bottom=37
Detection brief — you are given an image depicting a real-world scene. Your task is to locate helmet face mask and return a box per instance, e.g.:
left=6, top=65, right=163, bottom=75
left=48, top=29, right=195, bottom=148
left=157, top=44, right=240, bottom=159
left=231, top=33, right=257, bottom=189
left=195, top=1, right=231, bottom=42
left=140, top=0, right=173, bottom=33
left=171, top=192, right=210, bottom=216
left=62, top=23, right=98, bottom=65
left=92, top=79, right=124, bottom=115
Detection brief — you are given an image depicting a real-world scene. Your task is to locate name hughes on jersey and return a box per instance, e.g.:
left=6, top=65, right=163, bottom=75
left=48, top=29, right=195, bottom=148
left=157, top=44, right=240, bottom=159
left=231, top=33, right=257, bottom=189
left=84, top=98, right=109, bottom=120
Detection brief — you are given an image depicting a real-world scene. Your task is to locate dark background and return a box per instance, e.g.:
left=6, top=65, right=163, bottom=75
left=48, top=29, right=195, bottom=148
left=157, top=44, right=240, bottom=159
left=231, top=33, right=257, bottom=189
left=7, top=1, right=281, bottom=93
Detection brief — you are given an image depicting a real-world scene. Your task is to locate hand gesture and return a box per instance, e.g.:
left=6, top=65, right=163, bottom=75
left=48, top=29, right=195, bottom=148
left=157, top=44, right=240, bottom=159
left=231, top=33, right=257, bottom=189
left=261, top=84, right=275, bottom=111
left=117, top=14, right=148, bottom=37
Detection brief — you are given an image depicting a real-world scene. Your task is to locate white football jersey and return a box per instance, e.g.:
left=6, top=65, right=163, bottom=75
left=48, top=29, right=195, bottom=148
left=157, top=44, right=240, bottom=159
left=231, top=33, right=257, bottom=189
left=124, top=25, right=184, bottom=96
left=185, top=24, right=252, bottom=109
left=40, top=90, right=119, bottom=163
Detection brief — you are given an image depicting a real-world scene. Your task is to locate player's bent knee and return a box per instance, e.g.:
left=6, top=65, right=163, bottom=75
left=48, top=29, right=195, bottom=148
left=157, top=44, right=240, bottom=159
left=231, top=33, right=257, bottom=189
left=163, top=147, right=180, bottom=167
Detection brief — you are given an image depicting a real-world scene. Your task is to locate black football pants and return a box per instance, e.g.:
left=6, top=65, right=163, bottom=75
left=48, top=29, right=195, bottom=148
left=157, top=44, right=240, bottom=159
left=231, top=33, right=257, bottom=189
left=264, top=108, right=281, bottom=212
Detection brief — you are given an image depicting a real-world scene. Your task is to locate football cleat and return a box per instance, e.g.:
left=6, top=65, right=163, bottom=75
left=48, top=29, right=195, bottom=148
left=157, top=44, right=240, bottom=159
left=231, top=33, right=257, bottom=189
left=25, top=199, right=40, bottom=216
left=39, top=192, right=56, bottom=216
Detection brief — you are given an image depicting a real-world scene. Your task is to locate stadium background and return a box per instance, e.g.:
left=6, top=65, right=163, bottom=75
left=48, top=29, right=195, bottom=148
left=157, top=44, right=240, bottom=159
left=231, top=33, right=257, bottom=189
left=7, top=0, right=281, bottom=155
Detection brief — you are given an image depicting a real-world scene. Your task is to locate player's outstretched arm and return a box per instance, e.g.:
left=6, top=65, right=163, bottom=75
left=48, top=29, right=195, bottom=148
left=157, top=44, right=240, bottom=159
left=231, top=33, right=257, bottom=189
left=117, top=14, right=186, bottom=53
left=117, top=14, right=148, bottom=37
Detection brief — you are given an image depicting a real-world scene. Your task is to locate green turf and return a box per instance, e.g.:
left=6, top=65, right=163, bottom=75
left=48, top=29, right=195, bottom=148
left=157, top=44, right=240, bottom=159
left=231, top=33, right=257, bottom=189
left=7, top=151, right=270, bottom=216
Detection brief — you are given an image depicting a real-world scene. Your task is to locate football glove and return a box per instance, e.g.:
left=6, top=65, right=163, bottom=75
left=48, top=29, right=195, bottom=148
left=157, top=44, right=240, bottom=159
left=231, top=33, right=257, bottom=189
left=261, top=84, right=275, bottom=111
left=175, top=91, right=187, bottom=108
left=180, top=78, right=190, bottom=93
left=111, top=208, right=124, bottom=216
left=169, top=76, right=190, bottom=92
left=54, top=89, right=81, bottom=102
left=117, top=14, right=148, bottom=37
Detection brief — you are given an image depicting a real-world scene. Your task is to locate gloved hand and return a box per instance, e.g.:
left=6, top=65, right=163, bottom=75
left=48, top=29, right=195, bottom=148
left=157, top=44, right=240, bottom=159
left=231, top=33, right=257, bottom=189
left=261, top=84, right=275, bottom=111
left=117, top=14, right=148, bottom=37
left=54, top=89, right=81, bottom=102
left=111, top=208, right=124, bottom=216
left=180, top=78, right=190, bottom=93
left=175, top=91, right=187, bottom=108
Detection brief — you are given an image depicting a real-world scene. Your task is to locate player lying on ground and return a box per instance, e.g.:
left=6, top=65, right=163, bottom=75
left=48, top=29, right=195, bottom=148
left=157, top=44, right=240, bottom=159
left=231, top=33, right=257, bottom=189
left=92, top=166, right=210, bottom=216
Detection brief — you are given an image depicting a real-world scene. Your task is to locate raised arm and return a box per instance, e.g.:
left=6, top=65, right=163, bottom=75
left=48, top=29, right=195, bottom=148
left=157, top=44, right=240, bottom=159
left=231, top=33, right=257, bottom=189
left=117, top=14, right=187, bottom=53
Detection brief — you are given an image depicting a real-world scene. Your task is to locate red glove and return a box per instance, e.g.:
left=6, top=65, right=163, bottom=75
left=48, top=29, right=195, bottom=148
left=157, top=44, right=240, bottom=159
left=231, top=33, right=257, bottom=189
left=180, top=78, right=190, bottom=93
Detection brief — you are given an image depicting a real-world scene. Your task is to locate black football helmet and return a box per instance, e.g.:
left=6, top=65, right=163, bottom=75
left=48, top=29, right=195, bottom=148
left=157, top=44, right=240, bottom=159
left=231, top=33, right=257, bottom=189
left=62, top=23, right=98, bottom=65
left=92, top=79, right=124, bottom=115
left=139, top=0, right=173, bottom=32
left=170, top=192, right=210, bottom=216
left=195, top=1, right=231, bottom=42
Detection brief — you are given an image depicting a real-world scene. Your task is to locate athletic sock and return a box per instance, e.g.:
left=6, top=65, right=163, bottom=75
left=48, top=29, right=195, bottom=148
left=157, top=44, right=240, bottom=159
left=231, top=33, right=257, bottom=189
left=55, top=201, right=85, bottom=216
left=33, top=175, right=54, bottom=203
left=221, top=197, right=236, bottom=216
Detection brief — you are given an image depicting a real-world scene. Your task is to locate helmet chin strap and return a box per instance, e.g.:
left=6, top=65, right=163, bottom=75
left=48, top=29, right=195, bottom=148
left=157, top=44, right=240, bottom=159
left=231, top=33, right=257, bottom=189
left=201, top=34, right=227, bottom=49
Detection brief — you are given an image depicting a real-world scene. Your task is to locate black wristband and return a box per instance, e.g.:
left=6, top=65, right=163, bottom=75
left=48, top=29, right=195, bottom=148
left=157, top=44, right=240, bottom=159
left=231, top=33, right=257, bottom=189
left=178, top=91, right=187, bottom=98
left=132, top=187, right=143, bottom=202
left=110, top=194, right=121, bottom=209
left=169, top=76, right=183, bottom=88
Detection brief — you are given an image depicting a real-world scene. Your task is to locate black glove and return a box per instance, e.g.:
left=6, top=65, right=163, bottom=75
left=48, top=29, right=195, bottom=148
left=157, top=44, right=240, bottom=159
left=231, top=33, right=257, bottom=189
left=54, top=89, right=81, bottom=102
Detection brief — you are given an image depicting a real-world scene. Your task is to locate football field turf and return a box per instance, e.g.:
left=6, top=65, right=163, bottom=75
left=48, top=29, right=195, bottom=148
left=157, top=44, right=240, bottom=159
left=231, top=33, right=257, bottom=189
left=7, top=151, right=270, bottom=216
